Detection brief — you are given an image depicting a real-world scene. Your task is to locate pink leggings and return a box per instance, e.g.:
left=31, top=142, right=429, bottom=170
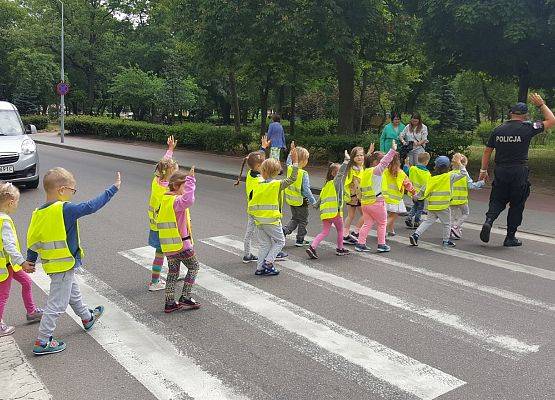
left=0, top=265, right=36, bottom=320
left=311, top=214, right=344, bottom=250
left=358, top=200, right=387, bottom=245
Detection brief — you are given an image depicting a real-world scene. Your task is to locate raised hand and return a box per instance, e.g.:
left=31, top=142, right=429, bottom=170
left=167, top=135, right=177, bottom=151
left=391, top=140, right=397, bottom=151
left=344, top=150, right=350, bottom=160
left=529, top=93, right=545, bottom=107
left=114, top=172, right=122, bottom=189
left=188, top=166, right=195, bottom=177
left=367, top=143, right=375, bottom=154
left=261, top=135, right=271, bottom=149
left=290, top=141, right=298, bottom=164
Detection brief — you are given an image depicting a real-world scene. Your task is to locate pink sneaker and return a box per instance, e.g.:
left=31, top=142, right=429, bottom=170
left=26, top=308, right=44, bottom=322
left=0, top=321, right=15, bottom=336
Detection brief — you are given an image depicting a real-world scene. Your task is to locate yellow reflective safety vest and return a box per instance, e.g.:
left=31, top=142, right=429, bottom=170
left=157, top=194, right=194, bottom=254
left=0, top=214, right=22, bottom=282
left=382, top=169, right=407, bottom=205
left=319, top=180, right=343, bottom=220
left=148, top=177, right=168, bottom=231
left=245, top=170, right=262, bottom=204
left=359, top=168, right=376, bottom=206
left=343, top=167, right=363, bottom=202
left=284, top=165, right=307, bottom=206
left=450, top=170, right=469, bottom=206
left=425, top=173, right=452, bottom=211
left=27, top=201, right=82, bottom=274
left=408, top=166, right=431, bottom=200
left=248, top=180, right=282, bottom=225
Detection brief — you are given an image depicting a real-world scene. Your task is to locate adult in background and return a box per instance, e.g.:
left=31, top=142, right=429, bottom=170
left=399, top=113, right=429, bottom=165
left=380, top=112, right=405, bottom=152
left=267, top=113, right=286, bottom=161
left=479, top=93, right=555, bottom=247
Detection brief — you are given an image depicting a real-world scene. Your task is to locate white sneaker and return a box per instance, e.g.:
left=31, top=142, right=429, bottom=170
left=148, top=280, right=166, bottom=291
left=0, top=321, right=15, bottom=336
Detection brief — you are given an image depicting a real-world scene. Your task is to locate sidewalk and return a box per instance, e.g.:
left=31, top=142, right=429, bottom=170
left=34, top=132, right=555, bottom=237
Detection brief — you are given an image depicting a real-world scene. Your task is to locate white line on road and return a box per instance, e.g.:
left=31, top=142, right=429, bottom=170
left=29, top=268, right=249, bottom=400
left=122, top=246, right=466, bottom=400
left=203, top=235, right=540, bottom=357
left=0, top=336, right=51, bottom=400
left=462, top=221, right=555, bottom=246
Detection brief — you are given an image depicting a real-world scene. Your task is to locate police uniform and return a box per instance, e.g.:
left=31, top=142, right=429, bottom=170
left=483, top=117, right=544, bottom=243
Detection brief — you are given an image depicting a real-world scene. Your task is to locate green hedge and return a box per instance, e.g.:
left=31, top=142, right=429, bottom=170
left=65, top=116, right=255, bottom=154
left=474, top=121, right=496, bottom=145
left=21, top=115, right=49, bottom=130
left=425, top=129, right=474, bottom=162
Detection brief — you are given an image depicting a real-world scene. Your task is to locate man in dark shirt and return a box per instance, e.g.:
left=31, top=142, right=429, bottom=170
left=479, top=93, right=555, bottom=246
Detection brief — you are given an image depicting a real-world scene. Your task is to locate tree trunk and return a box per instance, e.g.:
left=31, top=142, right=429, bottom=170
left=357, top=69, right=369, bottom=133
left=517, top=64, right=530, bottom=103
left=221, top=102, right=231, bottom=124
left=290, top=86, right=296, bottom=135
left=480, top=76, right=497, bottom=121
left=228, top=70, right=241, bottom=134
left=277, top=84, right=286, bottom=114
left=259, top=72, right=271, bottom=136
left=335, top=56, right=355, bottom=135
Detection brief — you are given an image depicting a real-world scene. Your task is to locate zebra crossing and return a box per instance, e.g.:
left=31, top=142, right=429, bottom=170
left=7, top=229, right=555, bottom=400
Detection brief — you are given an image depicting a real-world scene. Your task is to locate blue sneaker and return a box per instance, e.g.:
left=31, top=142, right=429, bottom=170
left=354, top=244, right=371, bottom=252
left=255, top=262, right=280, bottom=276
left=33, top=336, right=66, bottom=355
left=83, top=306, right=104, bottom=331
left=377, top=244, right=391, bottom=253
left=275, top=252, right=288, bottom=261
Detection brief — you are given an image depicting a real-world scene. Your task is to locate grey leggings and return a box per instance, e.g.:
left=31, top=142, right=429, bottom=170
left=243, top=214, right=257, bottom=257
left=414, top=208, right=451, bottom=242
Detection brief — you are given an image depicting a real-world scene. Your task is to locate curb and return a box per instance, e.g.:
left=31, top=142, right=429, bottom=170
left=35, top=139, right=324, bottom=194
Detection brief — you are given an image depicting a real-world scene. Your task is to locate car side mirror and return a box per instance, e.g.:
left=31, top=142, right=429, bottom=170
left=25, top=124, right=37, bottom=135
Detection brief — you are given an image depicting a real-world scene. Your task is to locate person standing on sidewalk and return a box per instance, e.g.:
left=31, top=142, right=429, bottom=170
left=267, top=114, right=286, bottom=161
left=479, top=93, right=555, bottom=247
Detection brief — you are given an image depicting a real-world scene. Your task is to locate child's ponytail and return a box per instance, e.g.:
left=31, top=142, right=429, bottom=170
left=234, top=157, right=248, bottom=186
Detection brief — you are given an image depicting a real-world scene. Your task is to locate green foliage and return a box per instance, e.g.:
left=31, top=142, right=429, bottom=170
left=21, top=115, right=49, bottom=130
left=474, top=121, right=497, bottom=145
left=425, top=129, right=474, bottom=161
left=293, top=119, right=338, bottom=137
left=288, top=133, right=379, bottom=162
left=437, top=84, right=464, bottom=130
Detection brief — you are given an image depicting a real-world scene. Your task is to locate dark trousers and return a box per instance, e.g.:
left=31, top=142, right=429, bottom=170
left=284, top=203, right=309, bottom=242
left=407, top=199, right=425, bottom=223
left=485, top=166, right=531, bottom=235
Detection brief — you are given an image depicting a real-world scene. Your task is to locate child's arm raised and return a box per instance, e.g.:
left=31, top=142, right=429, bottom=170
left=164, top=135, right=177, bottom=159
left=280, top=141, right=298, bottom=190
left=174, top=167, right=196, bottom=210
left=373, top=140, right=397, bottom=176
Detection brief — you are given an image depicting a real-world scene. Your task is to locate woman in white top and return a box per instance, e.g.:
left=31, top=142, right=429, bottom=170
left=399, top=112, right=429, bottom=165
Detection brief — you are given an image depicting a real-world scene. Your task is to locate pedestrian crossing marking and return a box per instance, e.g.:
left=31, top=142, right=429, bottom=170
left=460, top=221, right=555, bottom=246
left=121, top=246, right=466, bottom=400
left=202, top=235, right=540, bottom=357
left=29, top=267, right=250, bottom=400
left=0, top=336, right=51, bottom=400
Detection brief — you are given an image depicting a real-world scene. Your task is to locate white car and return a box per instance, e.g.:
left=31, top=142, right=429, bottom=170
left=0, top=101, right=40, bottom=188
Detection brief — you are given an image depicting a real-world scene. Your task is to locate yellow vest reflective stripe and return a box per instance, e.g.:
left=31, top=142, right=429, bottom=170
left=27, top=201, right=81, bottom=274
left=248, top=180, right=282, bottom=225
left=157, top=194, right=194, bottom=253
left=359, top=168, right=376, bottom=206
left=343, top=167, right=363, bottom=202
left=319, top=181, right=343, bottom=220
left=148, top=177, right=168, bottom=231
left=425, top=173, right=452, bottom=211
left=450, top=170, right=469, bottom=205
left=409, top=166, right=431, bottom=199
left=245, top=170, right=262, bottom=203
left=0, top=215, right=22, bottom=282
left=284, top=165, right=306, bottom=206
left=382, top=169, right=407, bottom=205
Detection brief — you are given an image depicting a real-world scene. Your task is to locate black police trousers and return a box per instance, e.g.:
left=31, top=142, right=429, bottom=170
left=485, top=165, right=530, bottom=235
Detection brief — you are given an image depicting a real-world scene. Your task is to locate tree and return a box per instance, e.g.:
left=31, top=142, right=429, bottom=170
left=419, top=0, right=555, bottom=102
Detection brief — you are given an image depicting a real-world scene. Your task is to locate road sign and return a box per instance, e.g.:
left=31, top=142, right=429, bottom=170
left=56, top=82, right=70, bottom=96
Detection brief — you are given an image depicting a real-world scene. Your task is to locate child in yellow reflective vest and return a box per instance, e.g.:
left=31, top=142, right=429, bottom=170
left=248, top=142, right=299, bottom=276
left=449, top=153, right=485, bottom=240
left=157, top=168, right=199, bottom=313
left=404, top=152, right=431, bottom=229
left=409, top=156, right=469, bottom=248
left=0, top=182, right=41, bottom=337
left=306, top=151, right=351, bottom=259
left=342, top=146, right=366, bottom=244
left=384, top=153, right=417, bottom=236
left=147, top=136, right=179, bottom=292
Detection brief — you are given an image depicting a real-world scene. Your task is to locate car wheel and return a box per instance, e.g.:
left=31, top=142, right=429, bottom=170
left=26, top=177, right=40, bottom=189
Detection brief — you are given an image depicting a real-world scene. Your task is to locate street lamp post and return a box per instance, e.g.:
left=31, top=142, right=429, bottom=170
left=58, top=0, right=65, bottom=143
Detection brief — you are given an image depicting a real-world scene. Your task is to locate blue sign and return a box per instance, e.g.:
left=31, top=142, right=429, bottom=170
left=56, top=82, right=70, bottom=96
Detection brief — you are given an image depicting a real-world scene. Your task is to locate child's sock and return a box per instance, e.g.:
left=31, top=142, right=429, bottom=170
left=151, top=251, right=164, bottom=283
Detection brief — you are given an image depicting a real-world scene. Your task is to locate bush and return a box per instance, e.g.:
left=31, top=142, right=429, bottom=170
left=425, top=129, right=474, bottom=162
left=474, top=121, right=497, bottom=145
left=65, top=116, right=252, bottom=154
left=21, top=115, right=49, bottom=130
left=292, top=119, right=338, bottom=136
left=288, top=132, right=379, bottom=162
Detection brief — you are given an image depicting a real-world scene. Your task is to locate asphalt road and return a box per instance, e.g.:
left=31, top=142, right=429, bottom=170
left=2, top=144, right=554, bottom=400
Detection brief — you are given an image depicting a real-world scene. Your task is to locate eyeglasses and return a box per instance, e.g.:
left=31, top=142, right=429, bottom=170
left=62, top=186, right=77, bottom=194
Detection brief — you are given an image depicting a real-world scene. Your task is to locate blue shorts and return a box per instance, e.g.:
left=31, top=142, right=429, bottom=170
left=148, top=230, right=162, bottom=251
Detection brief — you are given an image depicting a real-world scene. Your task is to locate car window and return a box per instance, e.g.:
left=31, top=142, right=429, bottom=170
left=0, top=110, right=24, bottom=136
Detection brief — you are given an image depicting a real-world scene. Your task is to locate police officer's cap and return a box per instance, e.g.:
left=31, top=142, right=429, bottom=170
left=510, top=102, right=528, bottom=115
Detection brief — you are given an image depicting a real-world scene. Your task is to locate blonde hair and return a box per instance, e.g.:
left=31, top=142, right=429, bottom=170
left=417, top=152, right=431, bottom=165
left=260, top=158, right=281, bottom=179
left=387, top=153, right=401, bottom=177
left=235, top=151, right=265, bottom=186
left=43, top=167, right=75, bottom=191
left=295, top=147, right=310, bottom=165
left=155, top=158, right=179, bottom=180
left=0, top=181, right=20, bottom=207
left=168, top=171, right=189, bottom=192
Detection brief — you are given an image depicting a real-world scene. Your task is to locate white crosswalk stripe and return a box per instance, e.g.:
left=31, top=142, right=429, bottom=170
left=121, top=246, right=466, bottom=400
left=29, top=267, right=250, bottom=400
left=202, top=235, right=540, bottom=357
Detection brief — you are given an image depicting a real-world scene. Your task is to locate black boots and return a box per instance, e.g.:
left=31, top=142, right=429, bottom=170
left=480, top=219, right=494, bottom=243
left=504, top=233, right=522, bottom=247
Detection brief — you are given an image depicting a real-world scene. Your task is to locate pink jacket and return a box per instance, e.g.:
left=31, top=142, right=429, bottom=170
left=167, top=175, right=196, bottom=255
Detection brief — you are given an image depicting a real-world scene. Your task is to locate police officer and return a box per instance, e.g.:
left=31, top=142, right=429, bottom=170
left=479, top=93, right=555, bottom=246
